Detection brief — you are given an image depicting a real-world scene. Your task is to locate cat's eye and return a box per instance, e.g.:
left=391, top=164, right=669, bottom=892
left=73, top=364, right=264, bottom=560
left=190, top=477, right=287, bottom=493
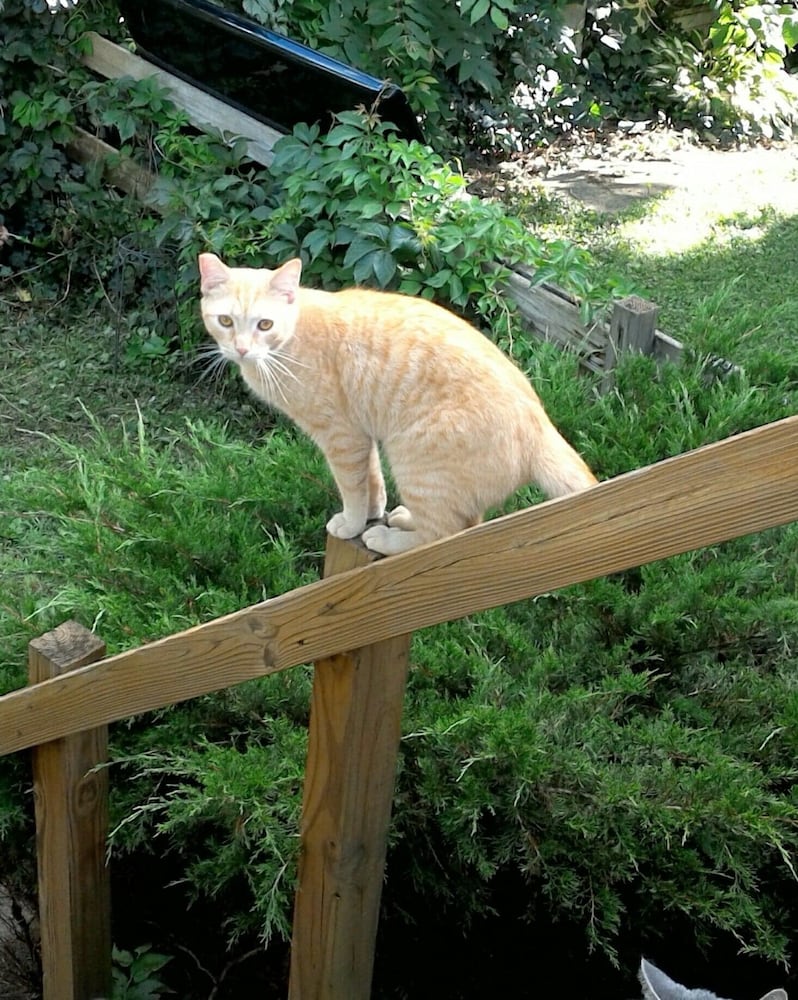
left=217, top=314, right=234, bottom=328
left=257, top=319, right=274, bottom=331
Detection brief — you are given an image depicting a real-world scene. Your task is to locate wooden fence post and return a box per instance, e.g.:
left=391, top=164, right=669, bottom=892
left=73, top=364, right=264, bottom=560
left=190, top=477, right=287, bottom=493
left=602, top=295, right=660, bottom=392
left=28, top=620, right=111, bottom=1000
left=288, top=535, right=412, bottom=1000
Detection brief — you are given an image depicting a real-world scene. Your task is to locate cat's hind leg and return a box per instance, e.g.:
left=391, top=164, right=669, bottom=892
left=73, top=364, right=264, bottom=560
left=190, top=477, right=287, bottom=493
left=362, top=505, right=479, bottom=555
left=386, top=505, right=414, bottom=529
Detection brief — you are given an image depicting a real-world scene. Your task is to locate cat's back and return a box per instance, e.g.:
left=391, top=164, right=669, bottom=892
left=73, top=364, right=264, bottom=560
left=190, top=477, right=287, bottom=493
left=305, top=285, right=530, bottom=387
left=312, top=286, right=510, bottom=355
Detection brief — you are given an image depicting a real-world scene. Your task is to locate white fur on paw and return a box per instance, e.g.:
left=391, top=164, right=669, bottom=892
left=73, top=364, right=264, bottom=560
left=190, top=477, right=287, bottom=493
left=326, top=512, right=367, bottom=539
left=362, top=524, right=419, bottom=555
left=387, top=505, right=414, bottom=530
left=361, top=524, right=393, bottom=553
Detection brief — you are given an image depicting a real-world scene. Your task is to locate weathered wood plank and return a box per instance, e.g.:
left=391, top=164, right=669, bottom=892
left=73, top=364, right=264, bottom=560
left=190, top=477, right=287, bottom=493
left=602, top=295, right=660, bottom=391
left=2, top=414, right=798, bottom=756
left=504, top=272, right=606, bottom=373
left=29, top=621, right=111, bottom=1000
left=506, top=267, right=683, bottom=373
left=65, top=126, right=156, bottom=201
left=289, top=536, right=411, bottom=1000
left=82, top=32, right=281, bottom=167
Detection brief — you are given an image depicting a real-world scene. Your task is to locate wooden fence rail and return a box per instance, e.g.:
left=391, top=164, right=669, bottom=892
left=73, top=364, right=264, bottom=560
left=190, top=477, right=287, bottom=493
left=2, top=413, right=797, bottom=758
left=3, top=415, right=798, bottom=998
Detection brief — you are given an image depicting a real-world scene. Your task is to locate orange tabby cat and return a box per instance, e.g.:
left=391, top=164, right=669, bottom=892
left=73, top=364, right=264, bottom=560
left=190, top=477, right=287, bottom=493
left=198, top=253, right=597, bottom=555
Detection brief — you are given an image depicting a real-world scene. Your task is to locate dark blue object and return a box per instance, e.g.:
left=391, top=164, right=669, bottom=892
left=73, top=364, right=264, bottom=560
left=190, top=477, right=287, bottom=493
left=118, top=0, right=425, bottom=143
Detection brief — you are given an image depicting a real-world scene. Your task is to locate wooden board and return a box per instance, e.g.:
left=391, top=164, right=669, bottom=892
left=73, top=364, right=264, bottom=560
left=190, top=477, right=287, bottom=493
left=289, top=537, right=411, bottom=1000
left=507, top=268, right=683, bottom=372
left=29, top=622, right=111, bottom=1000
left=65, top=126, right=157, bottom=201
left=1, top=414, right=797, bottom=756
left=82, top=32, right=281, bottom=167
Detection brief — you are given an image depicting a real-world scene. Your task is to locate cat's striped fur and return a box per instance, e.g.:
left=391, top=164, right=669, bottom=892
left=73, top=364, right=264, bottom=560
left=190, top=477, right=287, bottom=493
left=198, top=253, right=597, bottom=555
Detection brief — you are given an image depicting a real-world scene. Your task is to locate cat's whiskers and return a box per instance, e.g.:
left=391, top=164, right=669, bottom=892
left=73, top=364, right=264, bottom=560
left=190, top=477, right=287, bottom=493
left=194, top=346, right=229, bottom=385
left=254, top=355, right=289, bottom=405
left=267, top=350, right=302, bottom=385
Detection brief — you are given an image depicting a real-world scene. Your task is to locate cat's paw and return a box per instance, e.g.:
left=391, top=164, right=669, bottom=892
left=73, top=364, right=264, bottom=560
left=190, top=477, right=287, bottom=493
left=387, top=505, right=414, bottom=530
left=362, top=524, right=419, bottom=555
left=326, top=511, right=367, bottom=539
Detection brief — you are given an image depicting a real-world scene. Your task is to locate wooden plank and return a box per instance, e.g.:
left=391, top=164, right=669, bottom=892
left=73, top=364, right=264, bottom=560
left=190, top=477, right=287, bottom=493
left=504, top=272, right=606, bottom=374
left=65, top=126, right=156, bottom=202
left=289, top=536, right=411, bottom=1000
left=602, top=295, right=659, bottom=391
left=82, top=32, right=282, bottom=167
left=29, top=621, right=111, bottom=1000
left=611, top=295, right=658, bottom=355
left=506, top=266, right=683, bottom=373
left=2, top=413, right=798, bottom=756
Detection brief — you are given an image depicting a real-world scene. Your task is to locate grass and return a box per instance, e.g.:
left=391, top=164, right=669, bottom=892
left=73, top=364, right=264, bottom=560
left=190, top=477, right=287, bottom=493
left=513, top=185, right=798, bottom=369
left=2, top=171, right=798, bottom=997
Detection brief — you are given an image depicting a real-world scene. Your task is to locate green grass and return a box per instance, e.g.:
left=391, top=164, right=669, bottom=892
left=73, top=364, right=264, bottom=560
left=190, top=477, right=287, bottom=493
left=513, top=187, right=798, bottom=370
left=2, top=188, right=798, bottom=995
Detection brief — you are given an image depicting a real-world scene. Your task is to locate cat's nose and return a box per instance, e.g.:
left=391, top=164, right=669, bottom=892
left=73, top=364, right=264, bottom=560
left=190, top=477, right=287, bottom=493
left=236, top=346, right=249, bottom=357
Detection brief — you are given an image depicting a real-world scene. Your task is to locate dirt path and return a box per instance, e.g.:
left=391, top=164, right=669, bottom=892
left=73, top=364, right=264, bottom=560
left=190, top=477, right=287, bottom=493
left=476, top=129, right=798, bottom=252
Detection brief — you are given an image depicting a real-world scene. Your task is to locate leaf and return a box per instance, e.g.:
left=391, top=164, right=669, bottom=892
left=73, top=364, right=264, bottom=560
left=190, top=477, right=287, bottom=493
left=375, top=23, right=405, bottom=49
left=325, top=123, right=367, bottom=146
left=469, top=0, right=490, bottom=24
left=371, top=249, right=397, bottom=287
left=343, top=237, right=378, bottom=267
left=490, top=6, right=509, bottom=30
left=301, top=228, right=333, bottom=259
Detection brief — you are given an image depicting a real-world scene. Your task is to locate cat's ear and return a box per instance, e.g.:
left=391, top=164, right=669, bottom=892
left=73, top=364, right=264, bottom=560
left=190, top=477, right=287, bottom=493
left=198, top=253, right=229, bottom=293
left=760, top=991, right=787, bottom=1000
left=269, top=257, right=302, bottom=304
left=640, top=958, right=688, bottom=1000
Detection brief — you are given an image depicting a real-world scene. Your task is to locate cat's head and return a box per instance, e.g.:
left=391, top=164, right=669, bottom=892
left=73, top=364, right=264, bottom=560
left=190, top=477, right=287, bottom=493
left=198, top=254, right=302, bottom=364
left=640, top=958, right=787, bottom=1000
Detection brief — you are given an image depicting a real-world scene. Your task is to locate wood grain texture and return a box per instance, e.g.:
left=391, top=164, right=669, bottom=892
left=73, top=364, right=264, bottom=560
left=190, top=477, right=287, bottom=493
left=2, top=414, right=798, bottom=756
left=289, top=537, right=411, bottom=1000
left=506, top=266, right=682, bottom=374
left=65, top=126, right=156, bottom=201
left=82, top=32, right=281, bottom=166
left=602, top=296, right=660, bottom=391
left=29, top=621, right=111, bottom=1000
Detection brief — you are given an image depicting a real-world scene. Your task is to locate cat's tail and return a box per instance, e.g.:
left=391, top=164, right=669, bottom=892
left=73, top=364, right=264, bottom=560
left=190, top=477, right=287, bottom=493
left=530, top=422, right=598, bottom=498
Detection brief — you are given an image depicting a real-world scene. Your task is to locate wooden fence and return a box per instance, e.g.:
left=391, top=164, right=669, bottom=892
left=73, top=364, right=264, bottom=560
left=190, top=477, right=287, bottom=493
left=1, top=413, right=798, bottom=998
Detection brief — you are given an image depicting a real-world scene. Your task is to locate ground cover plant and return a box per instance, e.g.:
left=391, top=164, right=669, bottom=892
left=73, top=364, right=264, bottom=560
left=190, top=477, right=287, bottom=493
left=2, top=2, right=798, bottom=997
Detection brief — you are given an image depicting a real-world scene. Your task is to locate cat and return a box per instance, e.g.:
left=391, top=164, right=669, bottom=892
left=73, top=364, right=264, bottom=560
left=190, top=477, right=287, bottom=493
left=639, top=957, right=787, bottom=1000
left=198, top=253, right=598, bottom=556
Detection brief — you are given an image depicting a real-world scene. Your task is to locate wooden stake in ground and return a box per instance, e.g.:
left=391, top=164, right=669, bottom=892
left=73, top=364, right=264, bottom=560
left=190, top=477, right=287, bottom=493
left=289, top=535, right=412, bottom=1000
left=29, top=621, right=111, bottom=1000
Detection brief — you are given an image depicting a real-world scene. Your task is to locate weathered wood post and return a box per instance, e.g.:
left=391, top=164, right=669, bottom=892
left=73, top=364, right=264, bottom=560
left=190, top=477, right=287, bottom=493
left=288, top=535, right=412, bottom=1000
left=602, top=295, right=660, bottom=392
left=28, top=620, right=111, bottom=1000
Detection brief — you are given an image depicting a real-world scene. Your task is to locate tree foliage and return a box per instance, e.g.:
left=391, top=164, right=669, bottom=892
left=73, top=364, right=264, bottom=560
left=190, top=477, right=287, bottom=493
left=227, top=0, right=798, bottom=145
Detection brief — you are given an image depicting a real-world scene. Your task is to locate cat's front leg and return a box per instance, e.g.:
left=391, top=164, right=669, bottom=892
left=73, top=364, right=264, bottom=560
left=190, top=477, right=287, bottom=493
left=367, top=441, right=387, bottom=521
left=324, top=433, right=376, bottom=539
left=327, top=510, right=370, bottom=539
